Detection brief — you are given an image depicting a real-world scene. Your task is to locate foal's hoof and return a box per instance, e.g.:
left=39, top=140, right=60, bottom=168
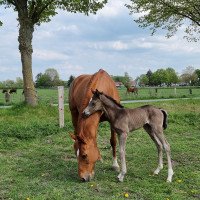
left=117, top=177, right=124, bottom=182
left=117, top=173, right=124, bottom=182
left=112, top=165, right=120, bottom=172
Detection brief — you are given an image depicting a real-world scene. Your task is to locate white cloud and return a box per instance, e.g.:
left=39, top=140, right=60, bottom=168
left=112, top=41, right=128, bottom=50
left=94, top=0, right=129, bottom=18
left=55, top=24, right=80, bottom=34
left=33, top=49, right=69, bottom=61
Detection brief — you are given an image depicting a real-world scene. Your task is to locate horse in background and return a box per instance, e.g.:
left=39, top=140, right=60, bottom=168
left=83, top=89, right=174, bottom=182
left=69, top=69, right=120, bottom=182
left=125, top=84, right=138, bottom=95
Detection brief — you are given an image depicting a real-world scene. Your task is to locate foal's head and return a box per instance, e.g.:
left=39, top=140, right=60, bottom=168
left=82, top=89, right=104, bottom=117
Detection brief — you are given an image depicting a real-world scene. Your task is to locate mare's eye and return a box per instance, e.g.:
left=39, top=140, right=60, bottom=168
left=91, top=102, right=95, bottom=107
left=82, top=154, right=87, bottom=160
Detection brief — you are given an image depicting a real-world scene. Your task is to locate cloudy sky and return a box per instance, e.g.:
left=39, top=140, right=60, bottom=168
left=0, top=0, right=200, bottom=81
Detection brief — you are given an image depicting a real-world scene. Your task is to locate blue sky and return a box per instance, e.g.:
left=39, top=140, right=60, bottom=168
left=0, top=0, right=200, bottom=81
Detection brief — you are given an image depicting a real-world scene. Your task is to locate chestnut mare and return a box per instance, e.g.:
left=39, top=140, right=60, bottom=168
left=69, top=69, right=120, bottom=181
left=126, top=86, right=138, bottom=95
left=83, top=90, right=174, bottom=182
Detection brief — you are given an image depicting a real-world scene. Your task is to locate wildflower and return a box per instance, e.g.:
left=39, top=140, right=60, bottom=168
left=90, top=184, right=94, bottom=187
left=124, top=193, right=129, bottom=198
left=176, top=179, right=182, bottom=183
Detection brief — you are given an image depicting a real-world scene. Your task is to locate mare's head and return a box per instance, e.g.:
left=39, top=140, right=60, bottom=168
left=70, top=131, right=102, bottom=182
left=82, top=89, right=104, bottom=117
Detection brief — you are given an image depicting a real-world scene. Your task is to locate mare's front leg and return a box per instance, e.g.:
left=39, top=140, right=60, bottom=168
left=117, top=132, right=127, bottom=182
left=110, top=128, right=120, bottom=171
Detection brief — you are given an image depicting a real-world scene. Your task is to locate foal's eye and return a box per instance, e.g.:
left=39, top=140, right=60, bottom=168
left=91, top=102, right=95, bottom=107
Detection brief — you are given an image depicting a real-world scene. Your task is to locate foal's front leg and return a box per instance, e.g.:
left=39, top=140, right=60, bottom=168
left=117, top=132, right=127, bottom=182
left=110, top=129, right=120, bottom=172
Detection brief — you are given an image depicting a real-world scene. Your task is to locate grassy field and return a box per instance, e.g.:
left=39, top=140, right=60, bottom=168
left=0, top=99, right=200, bottom=199
left=0, top=87, right=200, bottom=105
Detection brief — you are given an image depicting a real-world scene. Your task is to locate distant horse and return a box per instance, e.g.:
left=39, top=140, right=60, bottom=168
left=2, top=89, right=8, bottom=93
left=69, top=69, right=120, bottom=182
left=9, top=88, right=17, bottom=94
left=83, top=89, right=174, bottom=182
left=125, top=86, right=138, bottom=95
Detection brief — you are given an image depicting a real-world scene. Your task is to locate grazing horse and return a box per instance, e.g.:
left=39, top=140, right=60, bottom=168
left=69, top=69, right=120, bottom=181
left=9, top=88, right=17, bottom=94
left=83, top=89, right=174, bottom=182
left=2, top=89, right=8, bottom=93
left=126, top=86, right=138, bottom=95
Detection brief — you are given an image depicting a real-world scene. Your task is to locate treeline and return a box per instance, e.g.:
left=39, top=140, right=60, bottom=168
left=0, top=68, right=75, bottom=89
left=137, top=67, right=200, bottom=87
left=1, top=66, right=200, bottom=89
left=0, top=77, right=23, bottom=89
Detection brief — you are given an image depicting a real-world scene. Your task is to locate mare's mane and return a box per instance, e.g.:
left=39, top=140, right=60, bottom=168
left=81, top=69, right=104, bottom=109
left=79, top=69, right=105, bottom=142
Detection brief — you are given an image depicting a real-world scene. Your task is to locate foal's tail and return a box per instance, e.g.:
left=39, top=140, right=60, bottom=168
left=160, top=109, right=168, bottom=130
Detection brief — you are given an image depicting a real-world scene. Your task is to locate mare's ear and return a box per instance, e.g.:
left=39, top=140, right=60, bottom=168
left=70, top=133, right=77, bottom=141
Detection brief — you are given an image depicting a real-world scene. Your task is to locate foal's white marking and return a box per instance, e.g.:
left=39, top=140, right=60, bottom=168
left=112, top=157, right=120, bottom=171
left=167, top=168, right=174, bottom=182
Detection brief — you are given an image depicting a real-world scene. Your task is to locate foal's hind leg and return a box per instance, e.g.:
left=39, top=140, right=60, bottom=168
left=154, top=127, right=174, bottom=182
left=144, top=125, right=163, bottom=175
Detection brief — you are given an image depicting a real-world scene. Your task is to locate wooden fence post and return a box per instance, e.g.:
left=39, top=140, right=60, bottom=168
left=58, top=86, right=64, bottom=128
left=174, top=87, right=177, bottom=96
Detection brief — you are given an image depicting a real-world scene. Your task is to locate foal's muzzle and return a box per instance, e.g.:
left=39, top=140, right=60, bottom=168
left=82, top=110, right=91, bottom=118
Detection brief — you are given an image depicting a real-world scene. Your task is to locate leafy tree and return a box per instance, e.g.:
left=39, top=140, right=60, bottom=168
left=67, top=75, right=75, bottom=87
left=35, top=73, right=52, bottom=88
left=195, top=69, right=200, bottom=85
left=137, top=74, right=149, bottom=86
left=181, top=66, right=198, bottom=85
left=2, top=79, right=15, bottom=88
left=151, top=69, right=168, bottom=86
left=123, top=72, right=133, bottom=87
left=165, top=67, right=179, bottom=86
left=126, top=0, right=200, bottom=41
left=45, top=68, right=59, bottom=82
left=15, top=77, right=24, bottom=88
left=0, top=0, right=107, bottom=106
left=146, top=69, right=153, bottom=86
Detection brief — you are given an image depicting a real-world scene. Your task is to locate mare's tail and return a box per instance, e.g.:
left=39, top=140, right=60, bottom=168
left=160, top=109, right=168, bottom=130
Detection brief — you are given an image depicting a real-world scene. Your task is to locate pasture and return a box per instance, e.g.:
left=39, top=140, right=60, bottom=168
left=0, top=87, right=200, bottom=105
left=0, top=99, right=200, bottom=199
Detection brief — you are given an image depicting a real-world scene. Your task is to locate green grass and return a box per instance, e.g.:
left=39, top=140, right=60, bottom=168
left=0, top=87, right=200, bottom=105
left=0, top=99, right=200, bottom=199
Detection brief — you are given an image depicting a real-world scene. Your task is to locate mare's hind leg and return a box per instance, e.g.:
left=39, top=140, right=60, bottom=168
left=144, top=124, right=163, bottom=175
left=110, top=128, right=120, bottom=171
left=153, top=126, right=174, bottom=182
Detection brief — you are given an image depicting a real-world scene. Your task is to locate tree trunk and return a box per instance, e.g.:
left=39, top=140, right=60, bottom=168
left=18, top=16, right=37, bottom=106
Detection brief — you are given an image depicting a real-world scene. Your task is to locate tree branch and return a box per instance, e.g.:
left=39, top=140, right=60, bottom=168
left=31, top=0, right=54, bottom=24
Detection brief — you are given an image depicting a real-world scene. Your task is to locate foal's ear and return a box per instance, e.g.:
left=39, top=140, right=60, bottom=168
left=91, top=89, right=96, bottom=94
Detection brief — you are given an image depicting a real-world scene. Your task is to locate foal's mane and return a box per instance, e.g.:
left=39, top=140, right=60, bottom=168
left=102, top=93, right=124, bottom=108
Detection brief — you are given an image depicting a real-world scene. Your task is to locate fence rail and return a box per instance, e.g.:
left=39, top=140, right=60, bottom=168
left=0, top=87, right=200, bottom=106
